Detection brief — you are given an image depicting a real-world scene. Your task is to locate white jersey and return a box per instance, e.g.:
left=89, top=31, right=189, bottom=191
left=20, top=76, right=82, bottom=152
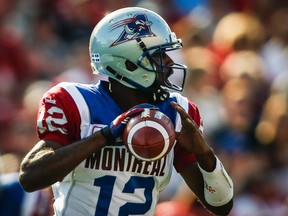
left=37, top=81, right=201, bottom=216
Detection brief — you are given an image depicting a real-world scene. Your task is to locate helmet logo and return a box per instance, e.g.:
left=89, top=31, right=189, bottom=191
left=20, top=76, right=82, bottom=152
left=110, top=14, right=155, bottom=47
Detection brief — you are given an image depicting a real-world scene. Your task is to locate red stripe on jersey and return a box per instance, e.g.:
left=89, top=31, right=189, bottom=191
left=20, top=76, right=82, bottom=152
left=173, top=101, right=202, bottom=173
left=37, top=84, right=81, bottom=145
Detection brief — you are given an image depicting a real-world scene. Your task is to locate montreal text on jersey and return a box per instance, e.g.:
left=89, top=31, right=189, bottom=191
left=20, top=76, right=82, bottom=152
left=84, top=146, right=167, bottom=176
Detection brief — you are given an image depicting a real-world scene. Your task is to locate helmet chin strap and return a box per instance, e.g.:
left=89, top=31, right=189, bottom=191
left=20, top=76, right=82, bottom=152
left=146, top=78, right=170, bottom=102
left=152, top=85, right=170, bottom=102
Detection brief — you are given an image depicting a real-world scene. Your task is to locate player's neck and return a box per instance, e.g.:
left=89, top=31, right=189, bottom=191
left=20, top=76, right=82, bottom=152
left=108, top=79, right=153, bottom=111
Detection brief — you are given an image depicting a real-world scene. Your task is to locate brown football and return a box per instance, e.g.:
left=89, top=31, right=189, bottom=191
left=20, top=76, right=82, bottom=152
left=123, top=109, right=175, bottom=161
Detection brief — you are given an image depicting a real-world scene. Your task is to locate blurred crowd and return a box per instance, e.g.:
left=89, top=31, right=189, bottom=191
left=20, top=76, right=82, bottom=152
left=1, top=0, right=288, bottom=215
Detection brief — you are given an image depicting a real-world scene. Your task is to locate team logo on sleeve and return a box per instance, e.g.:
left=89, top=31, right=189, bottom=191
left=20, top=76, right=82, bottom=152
left=110, top=14, right=155, bottom=47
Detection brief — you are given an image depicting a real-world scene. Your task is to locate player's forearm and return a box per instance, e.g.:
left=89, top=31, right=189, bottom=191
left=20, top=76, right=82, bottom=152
left=19, top=131, right=106, bottom=192
left=191, top=144, right=234, bottom=215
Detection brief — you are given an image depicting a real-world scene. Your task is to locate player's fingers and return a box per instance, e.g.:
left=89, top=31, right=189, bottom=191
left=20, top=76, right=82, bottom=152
left=170, top=101, right=191, bottom=120
left=170, top=101, right=198, bottom=129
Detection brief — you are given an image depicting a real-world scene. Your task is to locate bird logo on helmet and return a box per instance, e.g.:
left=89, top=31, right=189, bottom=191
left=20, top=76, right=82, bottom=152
left=110, top=14, right=155, bottom=47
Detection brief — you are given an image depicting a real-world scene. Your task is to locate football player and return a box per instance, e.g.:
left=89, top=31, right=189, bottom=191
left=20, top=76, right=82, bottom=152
left=19, top=7, right=233, bottom=216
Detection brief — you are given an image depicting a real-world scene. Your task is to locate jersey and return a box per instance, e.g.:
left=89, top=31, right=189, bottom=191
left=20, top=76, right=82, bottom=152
left=37, top=81, right=203, bottom=216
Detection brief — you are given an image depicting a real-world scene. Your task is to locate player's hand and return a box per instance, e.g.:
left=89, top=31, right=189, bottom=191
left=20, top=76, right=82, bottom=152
left=170, top=101, right=211, bottom=155
left=101, top=103, right=159, bottom=145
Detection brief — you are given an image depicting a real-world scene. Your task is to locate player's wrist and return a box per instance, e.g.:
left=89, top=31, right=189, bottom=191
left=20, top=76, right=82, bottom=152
left=198, top=156, right=233, bottom=207
left=100, top=126, right=115, bottom=146
left=195, top=148, right=216, bottom=172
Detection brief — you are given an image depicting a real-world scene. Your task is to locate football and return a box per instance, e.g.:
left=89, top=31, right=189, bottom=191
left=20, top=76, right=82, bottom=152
left=123, top=108, right=176, bottom=161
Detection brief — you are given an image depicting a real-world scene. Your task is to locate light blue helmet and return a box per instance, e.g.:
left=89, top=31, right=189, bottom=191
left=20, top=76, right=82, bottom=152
left=89, top=7, right=187, bottom=101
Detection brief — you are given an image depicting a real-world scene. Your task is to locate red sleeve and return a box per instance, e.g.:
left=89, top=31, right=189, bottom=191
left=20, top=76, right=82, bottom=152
left=173, top=101, right=203, bottom=173
left=36, top=84, right=81, bottom=145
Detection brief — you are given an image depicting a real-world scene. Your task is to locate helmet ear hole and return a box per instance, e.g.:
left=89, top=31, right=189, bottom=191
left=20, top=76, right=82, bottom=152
left=125, top=60, right=138, bottom=71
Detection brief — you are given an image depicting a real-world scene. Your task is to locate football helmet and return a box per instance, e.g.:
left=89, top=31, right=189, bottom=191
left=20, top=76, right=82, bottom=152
left=89, top=7, right=187, bottom=101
